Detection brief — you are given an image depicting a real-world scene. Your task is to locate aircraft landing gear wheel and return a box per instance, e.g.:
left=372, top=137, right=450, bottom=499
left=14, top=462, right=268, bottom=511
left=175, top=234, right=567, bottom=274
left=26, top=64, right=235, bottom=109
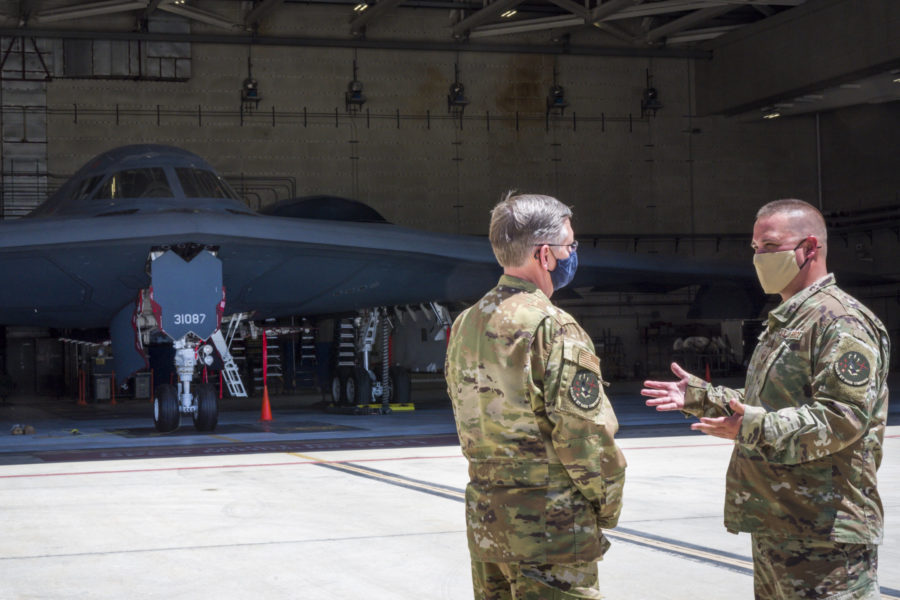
left=346, top=367, right=372, bottom=405
left=331, top=367, right=350, bottom=405
left=193, top=383, right=218, bottom=432
left=330, top=374, right=341, bottom=404
left=153, top=384, right=180, bottom=433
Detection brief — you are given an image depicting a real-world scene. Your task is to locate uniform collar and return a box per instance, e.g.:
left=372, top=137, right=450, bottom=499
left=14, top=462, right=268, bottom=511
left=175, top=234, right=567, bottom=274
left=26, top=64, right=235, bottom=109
left=498, top=274, right=547, bottom=298
left=768, top=273, right=835, bottom=326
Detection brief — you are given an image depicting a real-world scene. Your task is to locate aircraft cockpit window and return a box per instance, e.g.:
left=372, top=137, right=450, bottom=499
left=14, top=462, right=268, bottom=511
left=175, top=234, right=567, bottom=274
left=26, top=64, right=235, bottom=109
left=71, top=175, right=103, bottom=202
left=94, top=168, right=174, bottom=199
left=176, top=168, right=240, bottom=200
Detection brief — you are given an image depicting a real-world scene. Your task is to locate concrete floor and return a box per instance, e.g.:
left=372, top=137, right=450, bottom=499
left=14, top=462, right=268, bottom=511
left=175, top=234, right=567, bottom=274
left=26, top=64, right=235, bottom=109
left=0, top=384, right=898, bottom=600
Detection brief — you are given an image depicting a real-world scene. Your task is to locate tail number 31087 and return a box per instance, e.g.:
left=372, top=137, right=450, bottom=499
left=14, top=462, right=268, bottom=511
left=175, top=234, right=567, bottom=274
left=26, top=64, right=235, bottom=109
left=173, top=313, right=207, bottom=325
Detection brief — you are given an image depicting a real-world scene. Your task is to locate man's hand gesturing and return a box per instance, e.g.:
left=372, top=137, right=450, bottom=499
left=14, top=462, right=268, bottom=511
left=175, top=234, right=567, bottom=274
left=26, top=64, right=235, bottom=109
left=641, top=362, right=691, bottom=412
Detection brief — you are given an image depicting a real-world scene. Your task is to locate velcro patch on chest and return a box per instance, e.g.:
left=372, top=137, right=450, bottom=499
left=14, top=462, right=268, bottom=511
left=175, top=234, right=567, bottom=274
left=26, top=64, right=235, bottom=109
left=780, top=329, right=804, bottom=342
left=570, top=369, right=602, bottom=409
left=834, top=350, right=871, bottom=386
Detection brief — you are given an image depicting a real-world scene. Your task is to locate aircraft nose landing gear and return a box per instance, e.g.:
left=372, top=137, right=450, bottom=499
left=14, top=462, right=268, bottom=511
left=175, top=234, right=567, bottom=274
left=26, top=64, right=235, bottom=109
left=152, top=338, right=222, bottom=433
left=153, top=384, right=180, bottom=432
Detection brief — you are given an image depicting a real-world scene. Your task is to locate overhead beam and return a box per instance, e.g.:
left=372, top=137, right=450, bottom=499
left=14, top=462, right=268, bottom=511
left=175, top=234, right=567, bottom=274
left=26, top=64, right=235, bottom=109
left=603, top=0, right=801, bottom=21
left=34, top=1, right=146, bottom=24
left=350, top=0, right=404, bottom=36
left=0, top=25, right=710, bottom=58
left=245, top=0, right=285, bottom=29
left=470, top=14, right=582, bottom=38
left=159, top=3, right=238, bottom=30
left=590, top=0, right=645, bottom=23
left=645, top=5, right=736, bottom=42
left=482, top=0, right=640, bottom=43
left=665, top=24, right=740, bottom=44
left=545, top=0, right=589, bottom=20
left=451, top=0, right=526, bottom=40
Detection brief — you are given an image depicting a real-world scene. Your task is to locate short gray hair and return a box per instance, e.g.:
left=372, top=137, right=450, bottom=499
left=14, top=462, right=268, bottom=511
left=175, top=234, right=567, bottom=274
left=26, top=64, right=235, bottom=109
left=489, top=192, right=572, bottom=268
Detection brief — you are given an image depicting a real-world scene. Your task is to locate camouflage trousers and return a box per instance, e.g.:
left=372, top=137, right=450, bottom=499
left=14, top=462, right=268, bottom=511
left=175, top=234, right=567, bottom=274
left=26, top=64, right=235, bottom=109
left=751, top=535, right=879, bottom=600
left=471, top=560, right=602, bottom=600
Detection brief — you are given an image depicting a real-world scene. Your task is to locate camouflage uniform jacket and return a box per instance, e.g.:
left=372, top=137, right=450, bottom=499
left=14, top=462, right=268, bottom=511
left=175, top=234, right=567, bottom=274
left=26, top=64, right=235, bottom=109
left=445, top=275, right=627, bottom=564
left=683, top=274, right=889, bottom=542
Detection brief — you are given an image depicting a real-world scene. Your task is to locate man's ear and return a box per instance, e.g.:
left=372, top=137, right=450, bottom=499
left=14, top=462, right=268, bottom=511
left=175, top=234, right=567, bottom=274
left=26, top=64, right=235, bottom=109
left=806, top=235, right=819, bottom=258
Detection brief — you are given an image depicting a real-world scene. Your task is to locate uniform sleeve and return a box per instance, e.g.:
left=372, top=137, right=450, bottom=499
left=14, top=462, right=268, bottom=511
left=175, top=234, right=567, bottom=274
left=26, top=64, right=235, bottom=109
left=738, top=316, right=883, bottom=464
left=539, top=321, right=627, bottom=528
left=682, top=375, right=745, bottom=419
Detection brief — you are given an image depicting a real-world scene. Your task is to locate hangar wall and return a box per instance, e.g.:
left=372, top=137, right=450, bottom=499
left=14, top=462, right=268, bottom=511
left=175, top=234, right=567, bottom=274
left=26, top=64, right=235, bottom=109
left=35, top=14, right=897, bottom=265
left=36, top=8, right=826, bottom=246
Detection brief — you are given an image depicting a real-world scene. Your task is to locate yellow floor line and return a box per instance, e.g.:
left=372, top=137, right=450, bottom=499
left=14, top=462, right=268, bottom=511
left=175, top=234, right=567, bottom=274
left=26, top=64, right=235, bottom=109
left=209, top=434, right=243, bottom=443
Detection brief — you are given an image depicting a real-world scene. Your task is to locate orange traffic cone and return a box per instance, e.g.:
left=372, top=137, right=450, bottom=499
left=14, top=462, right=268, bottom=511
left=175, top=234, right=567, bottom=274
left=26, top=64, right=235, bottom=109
left=705, top=363, right=712, bottom=383
left=260, top=385, right=273, bottom=422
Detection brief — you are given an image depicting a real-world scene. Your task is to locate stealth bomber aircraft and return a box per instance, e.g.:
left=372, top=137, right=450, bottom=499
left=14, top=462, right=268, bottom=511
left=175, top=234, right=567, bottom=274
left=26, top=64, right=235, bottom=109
left=0, top=144, right=758, bottom=432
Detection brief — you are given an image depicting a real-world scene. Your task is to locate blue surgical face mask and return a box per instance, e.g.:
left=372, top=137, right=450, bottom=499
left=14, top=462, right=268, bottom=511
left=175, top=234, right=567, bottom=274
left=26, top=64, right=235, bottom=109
left=550, top=249, right=578, bottom=290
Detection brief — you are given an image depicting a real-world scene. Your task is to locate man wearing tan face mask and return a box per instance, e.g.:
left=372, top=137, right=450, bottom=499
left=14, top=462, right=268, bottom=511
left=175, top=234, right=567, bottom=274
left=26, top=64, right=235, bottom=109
left=641, top=199, right=890, bottom=599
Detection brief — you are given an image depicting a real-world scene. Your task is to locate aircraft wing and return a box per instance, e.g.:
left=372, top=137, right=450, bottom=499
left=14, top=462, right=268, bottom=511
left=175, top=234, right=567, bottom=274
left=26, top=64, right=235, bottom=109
left=0, top=211, right=491, bottom=328
left=0, top=209, right=764, bottom=330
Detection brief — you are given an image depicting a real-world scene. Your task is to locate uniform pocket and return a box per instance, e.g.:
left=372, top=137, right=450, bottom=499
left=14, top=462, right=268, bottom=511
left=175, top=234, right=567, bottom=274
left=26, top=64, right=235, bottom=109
left=465, top=481, right=549, bottom=562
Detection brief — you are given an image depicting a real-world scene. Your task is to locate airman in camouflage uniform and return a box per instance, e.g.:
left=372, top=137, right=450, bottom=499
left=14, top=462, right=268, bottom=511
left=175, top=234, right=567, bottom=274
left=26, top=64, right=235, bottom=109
left=643, top=199, right=889, bottom=599
left=445, top=193, right=627, bottom=600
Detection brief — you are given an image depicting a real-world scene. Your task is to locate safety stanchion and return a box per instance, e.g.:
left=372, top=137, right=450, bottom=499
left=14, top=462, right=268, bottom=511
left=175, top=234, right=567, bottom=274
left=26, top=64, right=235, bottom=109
left=260, top=330, right=273, bottom=422
left=77, top=369, right=87, bottom=406
left=705, top=363, right=712, bottom=383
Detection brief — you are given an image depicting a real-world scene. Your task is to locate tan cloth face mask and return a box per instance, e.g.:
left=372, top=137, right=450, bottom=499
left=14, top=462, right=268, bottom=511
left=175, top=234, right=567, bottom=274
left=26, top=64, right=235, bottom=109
left=753, top=246, right=802, bottom=294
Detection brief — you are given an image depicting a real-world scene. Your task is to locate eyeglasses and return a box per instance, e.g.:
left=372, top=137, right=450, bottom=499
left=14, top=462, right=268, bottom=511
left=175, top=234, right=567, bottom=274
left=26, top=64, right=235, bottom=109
left=534, top=240, right=578, bottom=251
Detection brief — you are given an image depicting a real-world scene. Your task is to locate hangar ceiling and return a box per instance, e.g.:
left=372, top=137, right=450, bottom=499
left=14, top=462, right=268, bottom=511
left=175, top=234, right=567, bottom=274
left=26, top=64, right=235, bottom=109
left=2, top=0, right=805, bottom=55
left=2, top=1, right=896, bottom=116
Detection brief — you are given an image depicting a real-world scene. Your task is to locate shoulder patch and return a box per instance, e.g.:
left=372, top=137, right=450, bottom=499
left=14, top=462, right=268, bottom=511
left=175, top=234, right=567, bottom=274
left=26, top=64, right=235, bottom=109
left=577, top=349, right=600, bottom=374
left=570, top=369, right=602, bottom=409
left=834, top=351, right=871, bottom=386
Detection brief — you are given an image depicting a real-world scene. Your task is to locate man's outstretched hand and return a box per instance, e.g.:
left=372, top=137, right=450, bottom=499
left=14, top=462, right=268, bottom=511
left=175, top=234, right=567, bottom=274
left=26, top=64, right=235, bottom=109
left=642, top=363, right=746, bottom=440
left=641, top=362, right=691, bottom=412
